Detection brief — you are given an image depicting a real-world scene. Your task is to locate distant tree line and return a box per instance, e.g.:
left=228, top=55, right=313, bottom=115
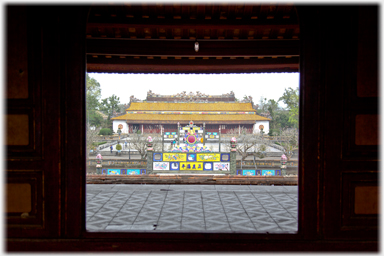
left=257, top=87, right=299, bottom=136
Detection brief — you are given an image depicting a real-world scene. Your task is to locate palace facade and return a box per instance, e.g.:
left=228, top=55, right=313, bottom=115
left=111, top=91, right=270, bottom=134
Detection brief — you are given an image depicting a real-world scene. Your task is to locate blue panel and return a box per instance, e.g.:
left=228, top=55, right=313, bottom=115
left=153, top=153, right=163, bottom=161
left=108, top=169, right=121, bottom=175
left=256, top=170, right=262, bottom=176
left=140, top=169, right=146, bottom=174
left=121, top=169, right=127, bottom=175
left=237, top=170, right=243, bottom=175
left=187, top=153, right=196, bottom=161
left=203, top=162, right=213, bottom=171
left=165, top=132, right=170, bottom=135
left=262, top=170, right=275, bottom=176
left=213, top=132, right=217, bottom=135
left=243, top=170, right=256, bottom=176
left=102, top=169, right=107, bottom=175
left=170, top=162, right=180, bottom=170
left=275, top=170, right=282, bottom=176
left=171, top=132, right=176, bottom=135
left=127, top=169, right=140, bottom=175
left=220, top=153, right=230, bottom=162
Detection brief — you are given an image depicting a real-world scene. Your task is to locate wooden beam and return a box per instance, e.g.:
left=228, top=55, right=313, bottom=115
left=86, top=38, right=299, bottom=57
left=87, top=19, right=299, bottom=31
left=87, top=56, right=299, bottom=73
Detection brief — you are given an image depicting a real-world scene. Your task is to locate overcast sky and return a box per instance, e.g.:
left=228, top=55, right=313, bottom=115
left=88, top=73, right=300, bottom=108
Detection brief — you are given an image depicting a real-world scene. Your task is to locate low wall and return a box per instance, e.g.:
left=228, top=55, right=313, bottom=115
left=86, top=174, right=298, bottom=185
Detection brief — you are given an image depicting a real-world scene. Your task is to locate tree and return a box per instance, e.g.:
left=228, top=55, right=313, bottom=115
left=279, top=128, right=299, bottom=160
left=100, top=94, right=120, bottom=119
left=224, top=127, right=271, bottom=162
left=86, top=124, right=101, bottom=157
left=279, top=87, right=299, bottom=128
left=86, top=74, right=102, bottom=127
left=86, top=74, right=101, bottom=111
left=88, top=111, right=104, bottom=127
left=129, top=127, right=162, bottom=159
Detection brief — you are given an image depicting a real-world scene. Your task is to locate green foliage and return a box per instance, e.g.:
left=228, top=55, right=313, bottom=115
left=99, top=128, right=112, bottom=135
left=86, top=74, right=103, bottom=127
left=278, top=87, right=299, bottom=128
left=268, top=129, right=280, bottom=136
left=279, top=87, right=299, bottom=109
left=88, top=111, right=104, bottom=127
left=86, top=74, right=101, bottom=110
left=96, top=141, right=107, bottom=146
left=100, top=94, right=120, bottom=118
left=115, top=144, right=122, bottom=151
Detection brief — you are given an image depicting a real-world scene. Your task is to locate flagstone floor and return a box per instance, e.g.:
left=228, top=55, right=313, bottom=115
left=86, top=184, right=298, bottom=233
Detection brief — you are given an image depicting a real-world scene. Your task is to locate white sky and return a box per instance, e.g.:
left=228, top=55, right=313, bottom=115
left=88, top=73, right=300, bottom=108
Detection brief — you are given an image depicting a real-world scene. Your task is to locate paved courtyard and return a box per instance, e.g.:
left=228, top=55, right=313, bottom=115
left=86, top=184, right=298, bottom=233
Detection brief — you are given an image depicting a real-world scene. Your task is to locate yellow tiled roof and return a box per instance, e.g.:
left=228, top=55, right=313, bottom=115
left=112, top=113, right=270, bottom=122
left=111, top=102, right=270, bottom=122
left=126, top=102, right=256, bottom=111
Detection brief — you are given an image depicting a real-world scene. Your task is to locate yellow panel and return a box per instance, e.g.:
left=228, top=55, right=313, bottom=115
left=355, top=115, right=378, bottom=145
left=6, top=183, right=31, bottom=213
left=7, top=6, right=29, bottom=99
left=180, top=162, right=203, bottom=171
left=7, top=114, right=29, bottom=145
left=163, top=153, right=186, bottom=162
left=355, top=186, right=379, bottom=214
left=197, top=153, right=221, bottom=162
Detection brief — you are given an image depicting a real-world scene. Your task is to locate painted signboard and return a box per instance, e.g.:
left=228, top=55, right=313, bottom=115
left=180, top=162, right=204, bottom=171
left=163, top=153, right=187, bottom=162
left=153, top=162, right=170, bottom=170
left=213, top=162, right=230, bottom=171
left=196, top=153, right=221, bottom=162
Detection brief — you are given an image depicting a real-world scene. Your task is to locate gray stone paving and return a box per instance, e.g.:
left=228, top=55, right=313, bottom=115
left=86, top=184, right=298, bottom=233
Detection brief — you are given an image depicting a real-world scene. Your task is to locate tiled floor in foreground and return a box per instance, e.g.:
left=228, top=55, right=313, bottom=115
left=86, top=184, right=298, bottom=233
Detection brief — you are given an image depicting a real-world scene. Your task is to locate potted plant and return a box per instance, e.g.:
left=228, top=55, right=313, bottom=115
left=116, top=143, right=122, bottom=155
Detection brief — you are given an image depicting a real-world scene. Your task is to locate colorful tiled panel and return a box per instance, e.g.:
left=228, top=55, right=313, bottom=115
left=180, top=162, right=203, bottom=171
left=203, top=162, right=213, bottom=171
left=153, top=162, right=170, bottom=171
left=213, top=162, right=230, bottom=171
left=262, top=170, right=275, bottom=176
left=196, top=153, right=221, bottom=161
left=169, top=162, right=180, bottom=170
left=153, top=153, right=163, bottom=161
left=126, top=169, right=141, bottom=175
left=220, top=153, right=230, bottom=162
left=237, top=170, right=281, bottom=176
left=163, top=153, right=186, bottom=162
left=187, top=153, right=197, bottom=161
left=243, top=170, right=256, bottom=176
left=108, top=169, right=121, bottom=175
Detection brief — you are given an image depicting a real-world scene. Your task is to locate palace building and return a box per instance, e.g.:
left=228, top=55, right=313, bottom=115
left=111, top=91, right=270, bottom=135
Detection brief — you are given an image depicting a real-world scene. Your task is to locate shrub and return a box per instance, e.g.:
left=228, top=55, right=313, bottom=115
left=99, top=128, right=112, bottom=135
left=116, top=144, right=122, bottom=151
left=268, top=129, right=280, bottom=136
